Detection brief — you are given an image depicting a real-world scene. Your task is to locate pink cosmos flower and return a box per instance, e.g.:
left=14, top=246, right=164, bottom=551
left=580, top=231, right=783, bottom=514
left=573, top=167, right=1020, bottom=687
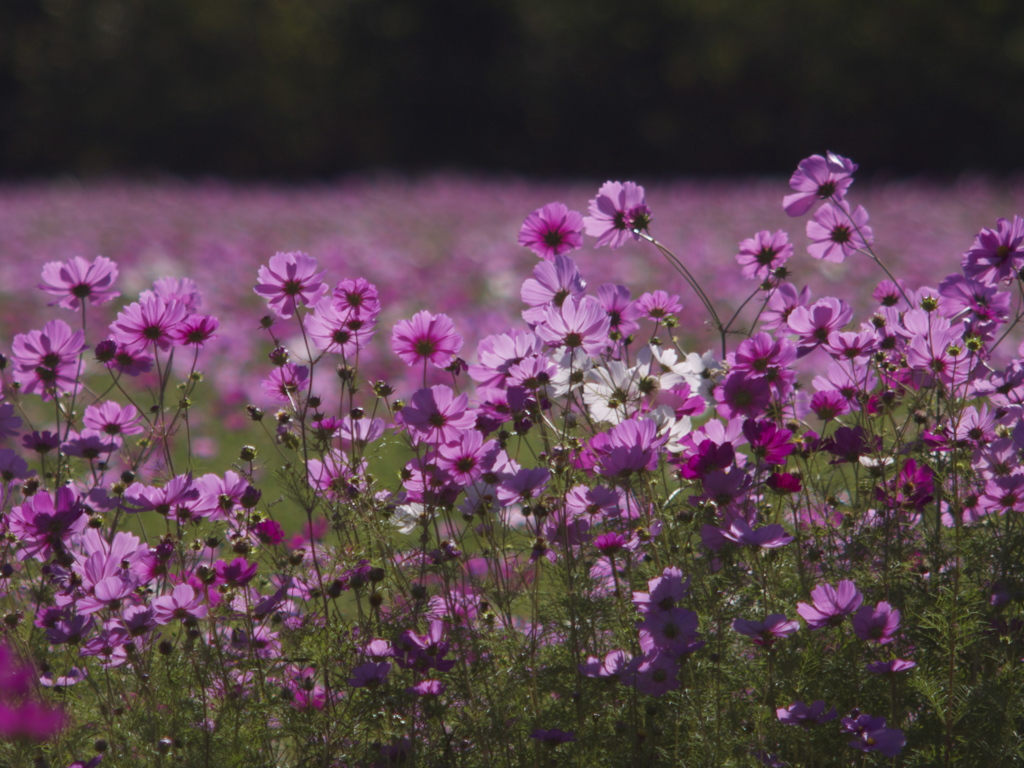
left=961, top=215, right=1024, bottom=285
left=253, top=251, right=328, bottom=319
left=797, top=580, right=863, bottom=629
left=783, top=152, right=857, bottom=216
left=398, top=385, right=476, bottom=446
left=520, top=254, right=587, bottom=325
left=38, top=255, right=120, bottom=310
left=806, top=202, right=873, bottom=263
left=787, top=297, right=853, bottom=351
left=152, top=583, right=208, bottom=625
left=261, top=362, right=310, bottom=404
left=636, top=290, right=683, bottom=320
left=305, top=297, right=371, bottom=357
left=172, top=314, right=220, bottom=347
left=391, top=310, right=463, bottom=369
left=10, top=319, right=87, bottom=399
left=735, top=230, right=794, bottom=280
left=584, top=181, right=652, bottom=248
left=733, top=614, right=800, bottom=647
left=852, top=601, right=900, bottom=644
left=842, top=714, right=905, bottom=757
left=110, top=295, right=188, bottom=352
left=535, top=295, right=611, bottom=356
left=82, top=401, right=144, bottom=444
left=518, top=202, right=584, bottom=260
left=142, top=276, right=203, bottom=313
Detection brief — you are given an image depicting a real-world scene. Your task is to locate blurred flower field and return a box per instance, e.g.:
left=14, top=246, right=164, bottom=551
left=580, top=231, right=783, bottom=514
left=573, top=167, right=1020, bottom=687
left=2, top=174, right=1022, bottom=409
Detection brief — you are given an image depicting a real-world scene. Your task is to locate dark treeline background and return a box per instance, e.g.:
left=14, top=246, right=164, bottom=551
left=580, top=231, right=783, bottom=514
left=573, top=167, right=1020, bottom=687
left=2, top=0, right=1022, bottom=179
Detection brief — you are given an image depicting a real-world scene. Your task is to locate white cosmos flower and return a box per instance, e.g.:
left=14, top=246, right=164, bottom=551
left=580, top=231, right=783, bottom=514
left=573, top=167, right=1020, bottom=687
left=583, top=360, right=644, bottom=424
left=550, top=347, right=593, bottom=396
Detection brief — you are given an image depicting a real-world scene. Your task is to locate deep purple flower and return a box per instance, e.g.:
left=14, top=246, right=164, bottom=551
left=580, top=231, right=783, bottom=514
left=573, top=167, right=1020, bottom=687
left=842, top=714, right=905, bottom=757
left=797, top=580, right=863, bottom=629
left=348, top=660, right=391, bottom=688
left=853, top=601, right=901, bottom=644
left=742, top=419, right=793, bottom=465
left=733, top=614, right=800, bottom=647
left=254, top=251, right=328, bottom=318
left=866, top=659, right=916, bottom=675
left=7, top=487, right=87, bottom=561
left=519, top=202, right=584, bottom=260
left=712, top=371, right=772, bottom=420
left=776, top=700, right=838, bottom=727
left=584, top=181, right=652, bottom=248
left=593, top=532, right=627, bottom=556
left=38, top=255, right=120, bottom=310
left=391, top=310, right=463, bottom=369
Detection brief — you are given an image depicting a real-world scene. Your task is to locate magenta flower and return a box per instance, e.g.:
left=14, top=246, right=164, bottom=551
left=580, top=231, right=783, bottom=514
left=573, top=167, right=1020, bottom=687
left=254, top=251, right=328, bottom=318
left=38, top=255, right=120, bottom=310
left=172, top=314, right=220, bottom=348
left=712, top=371, right=772, bottom=420
left=806, top=202, right=873, bottom=263
left=735, top=230, right=794, bottom=280
left=584, top=181, right=652, bottom=248
left=391, top=310, right=463, bottom=369
left=853, top=601, right=901, bottom=644
left=518, top=202, right=584, bottom=260
left=593, top=532, right=627, bottom=556
left=10, top=319, right=87, bottom=399
left=110, top=296, right=188, bottom=352
left=0, top=644, right=65, bottom=741
left=7, top=486, right=87, bottom=562
left=783, top=152, right=857, bottom=216
left=152, top=583, right=208, bottom=625
left=535, top=295, right=611, bottom=356
left=797, top=580, right=863, bottom=629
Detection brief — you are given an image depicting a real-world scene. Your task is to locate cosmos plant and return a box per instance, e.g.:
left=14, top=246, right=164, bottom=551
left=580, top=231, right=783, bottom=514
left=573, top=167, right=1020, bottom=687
left=0, top=155, right=1023, bottom=767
